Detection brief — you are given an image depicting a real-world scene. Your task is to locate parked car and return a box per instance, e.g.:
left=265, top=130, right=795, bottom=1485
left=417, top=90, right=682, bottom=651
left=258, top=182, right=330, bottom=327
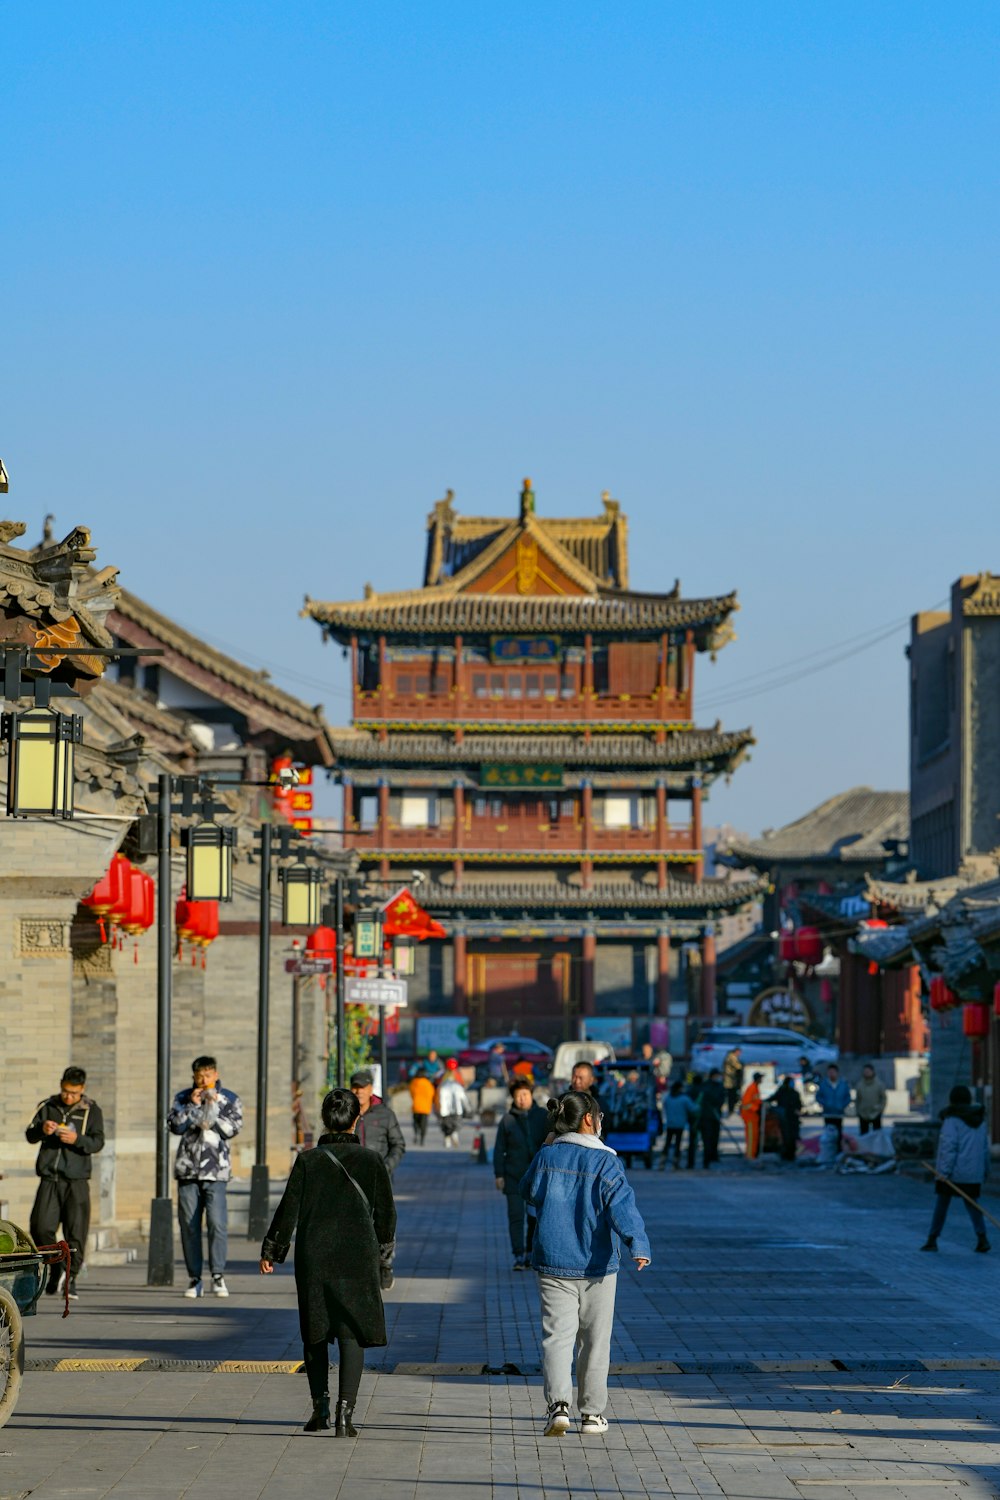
left=458, top=1034, right=554, bottom=1083
left=689, top=1026, right=838, bottom=1081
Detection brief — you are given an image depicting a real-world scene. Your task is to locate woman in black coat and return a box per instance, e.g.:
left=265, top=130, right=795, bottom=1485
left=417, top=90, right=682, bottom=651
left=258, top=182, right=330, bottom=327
left=260, top=1087, right=396, bottom=1436
left=493, top=1078, right=549, bottom=1270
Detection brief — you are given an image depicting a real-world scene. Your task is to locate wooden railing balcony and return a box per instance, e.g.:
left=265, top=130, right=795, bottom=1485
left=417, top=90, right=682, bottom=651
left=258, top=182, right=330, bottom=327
left=352, top=689, right=694, bottom=725
left=346, top=821, right=697, bottom=856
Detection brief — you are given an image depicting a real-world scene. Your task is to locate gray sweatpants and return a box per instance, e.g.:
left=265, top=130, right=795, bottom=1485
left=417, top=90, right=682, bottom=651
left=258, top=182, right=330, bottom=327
left=539, top=1272, right=617, bottom=1415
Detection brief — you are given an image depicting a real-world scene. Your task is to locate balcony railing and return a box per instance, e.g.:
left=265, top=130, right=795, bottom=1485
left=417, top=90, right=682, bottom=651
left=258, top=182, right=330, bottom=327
left=352, top=689, right=693, bottom=725
left=346, top=821, right=696, bottom=855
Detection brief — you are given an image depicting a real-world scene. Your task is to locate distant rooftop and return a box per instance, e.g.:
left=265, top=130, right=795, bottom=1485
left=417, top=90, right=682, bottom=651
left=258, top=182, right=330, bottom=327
left=724, top=788, right=909, bottom=869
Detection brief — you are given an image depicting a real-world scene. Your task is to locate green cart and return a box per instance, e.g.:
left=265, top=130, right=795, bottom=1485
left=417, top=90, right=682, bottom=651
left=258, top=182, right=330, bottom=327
left=0, top=1220, right=70, bottom=1428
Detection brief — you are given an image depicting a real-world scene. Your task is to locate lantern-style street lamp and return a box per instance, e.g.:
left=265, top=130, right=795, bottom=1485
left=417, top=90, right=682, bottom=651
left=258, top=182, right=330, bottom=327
left=392, top=933, right=416, bottom=976
left=2, top=704, right=82, bottom=818
left=183, top=820, right=236, bottom=902
left=354, top=905, right=384, bottom=960
left=279, top=859, right=323, bottom=927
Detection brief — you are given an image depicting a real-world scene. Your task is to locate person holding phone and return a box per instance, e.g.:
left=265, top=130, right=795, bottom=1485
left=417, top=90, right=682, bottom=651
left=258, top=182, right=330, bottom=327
left=168, top=1055, right=243, bottom=1300
left=26, top=1066, right=105, bottom=1300
left=519, top=1089, right=651, bottom=1438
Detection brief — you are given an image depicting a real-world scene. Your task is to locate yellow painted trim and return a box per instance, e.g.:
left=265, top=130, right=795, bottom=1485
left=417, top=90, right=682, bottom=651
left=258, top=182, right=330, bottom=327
left=211, top=1360, right=304, bottom=1374
left=53, top=1358, right=147, bottom=1372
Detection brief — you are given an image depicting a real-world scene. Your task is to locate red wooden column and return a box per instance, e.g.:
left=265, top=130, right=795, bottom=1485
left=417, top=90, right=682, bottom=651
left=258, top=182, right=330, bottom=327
left=378, top=635, right=388, bottom=717
left=452, top=781, right=465, bottom=890
left=350, top=634, right=359, bottom=715
left=691, top=777, right=704, bottom=879
left=581, top=929, right=596, bottom=1016
left=904, top=963, right=925, bottom=1053
left=453, top=930, right=467, bottom=1009
left=581, top=780, right=593, bottom=889
left=701, top=928, right=717, bottom=1020
left=657, top=931, right=671, bottom=1016
left=683, top=628, right=695, bottom=714
left=655, top=780, right=667, bottom=890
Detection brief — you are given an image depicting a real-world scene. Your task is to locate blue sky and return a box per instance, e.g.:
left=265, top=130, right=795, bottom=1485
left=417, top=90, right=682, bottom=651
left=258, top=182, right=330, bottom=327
left=3, top=3, right=998, bottom=834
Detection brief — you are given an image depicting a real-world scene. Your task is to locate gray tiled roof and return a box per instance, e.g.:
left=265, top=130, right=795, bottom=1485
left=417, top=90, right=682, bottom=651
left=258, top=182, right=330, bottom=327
left=725, top=788, right=909, bottom=867
left=423, top=877, right=768, bottom=911
left=327, top=727, right=753, bottom=771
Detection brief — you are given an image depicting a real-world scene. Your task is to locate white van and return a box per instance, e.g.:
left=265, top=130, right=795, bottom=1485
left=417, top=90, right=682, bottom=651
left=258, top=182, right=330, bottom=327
left=549, top=1040, right=616, bottom=1093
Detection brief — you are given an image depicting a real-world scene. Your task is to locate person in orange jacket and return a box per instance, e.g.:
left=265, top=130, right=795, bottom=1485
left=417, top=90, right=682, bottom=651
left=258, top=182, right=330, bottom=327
left=740, top=1072, right=764, bottom=1160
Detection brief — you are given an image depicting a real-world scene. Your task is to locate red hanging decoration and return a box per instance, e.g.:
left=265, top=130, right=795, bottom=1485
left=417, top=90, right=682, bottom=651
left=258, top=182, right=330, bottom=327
left=929, top=976, right=959, bottom=1012
left=993, top=980, right=1000, bottom=1019
left=778, top=931, right=797, bottom=963
left=81, top=852, right=131, bottom=945
left=795, top=926, right=823, bottom=966
left=963, top=1003, right=990, bottom=1039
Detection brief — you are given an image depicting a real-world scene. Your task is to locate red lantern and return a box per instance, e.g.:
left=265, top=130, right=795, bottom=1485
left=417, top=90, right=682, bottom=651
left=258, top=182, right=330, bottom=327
left=779, top=931, right=797, bottom=963
left=929, top=976, right=958, bottom=1012
left=190, top=901, right=219, bottom=968
left=795, top=926, right=823, bottom=966
left=120, top=867, right=155, bottom=962
left=864, top=917, right=888, bottom=930
left=306, top=925, right=336, bottom=989
left=994, top=980, right=1000, bottom=1019
left=963, top=1003, right=990, bottom=1039
left=81, top=852, right=131, bottom=944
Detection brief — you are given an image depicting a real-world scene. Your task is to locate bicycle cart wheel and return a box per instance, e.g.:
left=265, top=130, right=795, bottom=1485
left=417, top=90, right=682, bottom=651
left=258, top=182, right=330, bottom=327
left=0, top=1285, right=24, bottom=1428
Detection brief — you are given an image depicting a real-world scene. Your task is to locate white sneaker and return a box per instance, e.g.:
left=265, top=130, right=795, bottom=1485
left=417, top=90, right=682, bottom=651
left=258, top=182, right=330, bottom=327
left=581, top=1413, right=609, bottom=1434
left=544, top=1401, right=571, bottom=1437
left=212, top=1276, right=229, bottom=1297
left=184, top=1278, right=203, bottom=1299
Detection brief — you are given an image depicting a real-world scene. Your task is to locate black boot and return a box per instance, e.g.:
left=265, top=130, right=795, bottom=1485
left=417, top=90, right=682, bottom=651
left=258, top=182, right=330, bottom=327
left=303, top=1395, right=331, bottom=1432
left=335, top=1399, right=358, bottom=1437
left=976, top=1233, right=991, bottom=1253
left=919, top=1238, right=938, bottom=1252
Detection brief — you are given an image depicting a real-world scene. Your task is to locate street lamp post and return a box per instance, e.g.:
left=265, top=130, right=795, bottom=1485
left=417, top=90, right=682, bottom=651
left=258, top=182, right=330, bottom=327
left=247, top=822, right=321, bottom=1241
left=146, top=776, right=235, bottom=1286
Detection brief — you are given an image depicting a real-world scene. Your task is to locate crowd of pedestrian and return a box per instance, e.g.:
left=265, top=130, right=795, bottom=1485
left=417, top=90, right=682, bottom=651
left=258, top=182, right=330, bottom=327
left=22, top=1039, right=993, bottom=1446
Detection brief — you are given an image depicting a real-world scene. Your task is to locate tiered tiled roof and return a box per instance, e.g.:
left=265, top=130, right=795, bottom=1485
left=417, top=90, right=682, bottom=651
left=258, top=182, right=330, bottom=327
left=725, top=788, right=909, bottom=869
left=426, top=876, right=770, bottom=911
left=424, top=488, right=630, bottom=589
left=304, top=589, right=737, bottom=640
left=327, top=726, right=753, bottom=774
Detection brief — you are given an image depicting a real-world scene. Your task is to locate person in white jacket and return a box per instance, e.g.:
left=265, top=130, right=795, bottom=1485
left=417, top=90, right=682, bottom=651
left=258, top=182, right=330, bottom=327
left=437, top=1060, right=472, bottom=1149
left=921, top=1085, right=991, bottom=1253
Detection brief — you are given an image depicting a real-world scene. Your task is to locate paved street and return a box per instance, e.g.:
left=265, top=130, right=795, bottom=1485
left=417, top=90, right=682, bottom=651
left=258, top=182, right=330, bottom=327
left=5, top=1131, right=1000, bottom=1499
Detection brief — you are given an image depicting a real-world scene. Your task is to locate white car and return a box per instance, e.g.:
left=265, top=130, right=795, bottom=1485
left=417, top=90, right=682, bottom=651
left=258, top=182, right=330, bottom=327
left=689, top=1026, right=838, bottom=1081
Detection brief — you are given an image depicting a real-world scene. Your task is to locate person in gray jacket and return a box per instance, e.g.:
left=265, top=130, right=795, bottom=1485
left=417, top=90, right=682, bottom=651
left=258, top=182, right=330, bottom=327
left=921, top=1085, right=991, bottom=1253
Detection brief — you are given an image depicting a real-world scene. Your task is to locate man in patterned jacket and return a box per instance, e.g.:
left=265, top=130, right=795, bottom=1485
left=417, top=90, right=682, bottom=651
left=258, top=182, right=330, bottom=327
left=168, top=1055, right=243, bottom=1299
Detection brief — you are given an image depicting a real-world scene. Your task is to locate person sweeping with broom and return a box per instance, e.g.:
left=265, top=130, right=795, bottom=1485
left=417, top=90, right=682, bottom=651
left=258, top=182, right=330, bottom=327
left=920, top=1085, right=991, bottom=1254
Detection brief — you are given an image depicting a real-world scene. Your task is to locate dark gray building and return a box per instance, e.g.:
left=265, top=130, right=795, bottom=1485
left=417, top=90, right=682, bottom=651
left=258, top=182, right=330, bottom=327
left=909, top=574, right=1000, bottom=878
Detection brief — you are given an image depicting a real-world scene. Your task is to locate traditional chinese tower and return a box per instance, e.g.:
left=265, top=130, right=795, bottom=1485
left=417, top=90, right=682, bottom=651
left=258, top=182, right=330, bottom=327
left=304, top=481, right=759, bottom=1049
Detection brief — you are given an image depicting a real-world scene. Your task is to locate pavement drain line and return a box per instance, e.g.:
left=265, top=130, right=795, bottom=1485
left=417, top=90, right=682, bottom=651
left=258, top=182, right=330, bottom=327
left=22, top=1357, right=1000, bottom=1376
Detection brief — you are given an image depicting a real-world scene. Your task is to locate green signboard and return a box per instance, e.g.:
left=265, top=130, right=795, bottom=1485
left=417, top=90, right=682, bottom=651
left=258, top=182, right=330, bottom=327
left=479, top=763, right=564, bottom=789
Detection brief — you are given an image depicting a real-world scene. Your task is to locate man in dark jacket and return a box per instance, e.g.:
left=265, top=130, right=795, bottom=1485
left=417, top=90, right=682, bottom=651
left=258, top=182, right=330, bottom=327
left=350, top=1071, right=406, bottom=1175
left=773, top=1076, right=802, bottom=1162
left=26, top=1066, right=105, bottom=1298
left=698, top=1069, right=726, bottom=1167
left=351, top=1069, right=405, bottom=1290
left=494, top=1079, right=548, bottom=1269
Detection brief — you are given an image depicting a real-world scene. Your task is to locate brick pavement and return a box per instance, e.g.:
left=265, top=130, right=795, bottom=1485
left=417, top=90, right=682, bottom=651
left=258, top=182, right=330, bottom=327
left=3, top=1134, right=1000, bottom=1498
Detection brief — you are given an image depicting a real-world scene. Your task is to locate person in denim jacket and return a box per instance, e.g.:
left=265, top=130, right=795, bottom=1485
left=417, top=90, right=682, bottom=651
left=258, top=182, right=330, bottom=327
left=520, top=1090, right=651, bottom=1439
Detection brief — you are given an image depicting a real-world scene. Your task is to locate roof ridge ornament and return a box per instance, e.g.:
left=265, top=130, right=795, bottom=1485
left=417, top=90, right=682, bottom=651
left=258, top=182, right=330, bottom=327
left=519, top=477, right=535, bottom=520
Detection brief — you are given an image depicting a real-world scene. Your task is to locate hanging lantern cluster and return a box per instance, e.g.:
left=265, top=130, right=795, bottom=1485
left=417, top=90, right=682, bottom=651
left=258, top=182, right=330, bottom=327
left=963, top=1003, right=990, bottom=1040
left=80, top=852, right=155, bottom=959
left=929, top=976, right=959, bottom=1012
left=175, top=888, right=220, bottom=968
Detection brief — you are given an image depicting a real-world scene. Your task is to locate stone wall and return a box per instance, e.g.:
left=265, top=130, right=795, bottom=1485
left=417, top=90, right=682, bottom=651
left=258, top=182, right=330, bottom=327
left=4, top=851, right=329, bottom=1237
